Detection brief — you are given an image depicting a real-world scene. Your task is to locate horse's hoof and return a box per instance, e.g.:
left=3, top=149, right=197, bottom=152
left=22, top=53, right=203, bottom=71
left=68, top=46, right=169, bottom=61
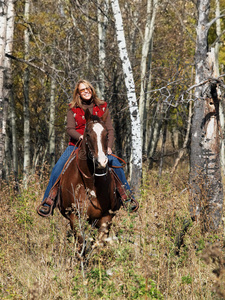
left=104, top=237, right=114, bottom=244
left=92, top=240, right=104, bottom=249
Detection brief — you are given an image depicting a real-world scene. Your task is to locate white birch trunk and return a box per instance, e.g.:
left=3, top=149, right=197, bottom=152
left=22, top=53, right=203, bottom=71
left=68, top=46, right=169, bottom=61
left=4, top=129, right=10, bottom=177
left=97, top=0, right=109, bottom=99
left=110, top=0, right=142, bottom=190
left=0, top=0, right=7, bottom=183
left=49, top=73, right=56, bottom=171
left=139, top=0, right=158, bottom=152
left=11, top=93, right=18, bottom=179
left=147, top=100, right=163, bottom=160
left=60, top=115, right=67, bottom=154
left=4, top=0, right=15, bottom=179
left=23, top=0, right=30, bottom=186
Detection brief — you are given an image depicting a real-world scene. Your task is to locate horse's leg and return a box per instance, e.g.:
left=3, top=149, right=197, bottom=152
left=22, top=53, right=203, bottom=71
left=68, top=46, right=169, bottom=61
left=95, top=215, right=113, bottom=245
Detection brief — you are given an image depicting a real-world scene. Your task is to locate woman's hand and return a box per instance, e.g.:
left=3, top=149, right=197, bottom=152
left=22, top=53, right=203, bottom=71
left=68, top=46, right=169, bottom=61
left=79, top=135, right=83, bottom=140
left=107, top=147, right=112, bottom=155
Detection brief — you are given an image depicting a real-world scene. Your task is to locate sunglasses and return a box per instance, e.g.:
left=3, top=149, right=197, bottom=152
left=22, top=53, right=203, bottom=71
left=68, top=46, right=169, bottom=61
left=79, top=87, right=91, bottom=94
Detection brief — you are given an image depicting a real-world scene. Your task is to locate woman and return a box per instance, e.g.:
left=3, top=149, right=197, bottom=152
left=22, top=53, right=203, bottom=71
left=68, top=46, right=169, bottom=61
left=39, top=79, right=134, bottom=215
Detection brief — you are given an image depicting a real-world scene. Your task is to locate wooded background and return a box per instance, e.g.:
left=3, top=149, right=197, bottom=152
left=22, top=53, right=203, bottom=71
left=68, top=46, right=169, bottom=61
left=0, top=0, right=225, bottom=228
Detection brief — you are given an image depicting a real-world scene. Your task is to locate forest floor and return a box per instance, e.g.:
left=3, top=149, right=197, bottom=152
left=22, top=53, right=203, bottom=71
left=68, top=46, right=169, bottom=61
left=0, top=161, right=225, bottom=299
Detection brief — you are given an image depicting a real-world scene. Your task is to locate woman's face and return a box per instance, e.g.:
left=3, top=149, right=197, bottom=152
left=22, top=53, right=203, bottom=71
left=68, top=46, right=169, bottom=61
left=78, top=83, right=92, bottom=101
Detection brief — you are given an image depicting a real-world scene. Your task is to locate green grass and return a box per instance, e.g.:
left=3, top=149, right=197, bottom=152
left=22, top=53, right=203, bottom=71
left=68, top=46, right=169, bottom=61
left=0, top=164, right=224, bottom=299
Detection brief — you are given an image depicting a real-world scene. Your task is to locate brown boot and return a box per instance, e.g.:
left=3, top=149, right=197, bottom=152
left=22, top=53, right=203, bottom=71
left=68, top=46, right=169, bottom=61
left=37, top=185, right=58, bottom=217
left=39, top=205, right=51, bottom=215
left=110, top=169, right=139, bottom=212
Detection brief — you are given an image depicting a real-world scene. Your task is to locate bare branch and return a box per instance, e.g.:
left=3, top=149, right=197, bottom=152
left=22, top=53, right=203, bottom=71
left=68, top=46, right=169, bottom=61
left=5, top=53, right=48, bottom=73
left=207, top=11, right=225, bottom=30
left=210, top=29, right=225, bottom=47
left=167, top=0, right=195, bottom=42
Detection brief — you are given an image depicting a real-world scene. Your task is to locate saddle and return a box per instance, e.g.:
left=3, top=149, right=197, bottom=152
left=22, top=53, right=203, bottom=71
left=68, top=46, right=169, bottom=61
left=36, top=149, right=77, bottom=217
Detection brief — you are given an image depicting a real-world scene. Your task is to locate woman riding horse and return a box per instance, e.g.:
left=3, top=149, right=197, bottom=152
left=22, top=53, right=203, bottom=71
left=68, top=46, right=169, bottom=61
left=38, top=79, right=136, bottom=216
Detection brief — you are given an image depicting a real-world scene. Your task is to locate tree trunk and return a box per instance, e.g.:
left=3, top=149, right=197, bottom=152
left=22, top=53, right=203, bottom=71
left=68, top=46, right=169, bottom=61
left=214, top=0, right=225, bottom=174
left=23, top=0, right=30, bottom=186
left=139, top=0, right=158, bottom=153
left=110, top=0, right=142, bottom=192
left=49, top=73, right=56, bottom=172
left=4, top=0, right=15, bottom=180
left=171, top=100, right=192, bottom=174
left=147, top=100, right=164, bottom=165
left=171, top=67, right=194, bottom=174
left=11, top=92, right=18, bottom=180
left=0, top=0, right=8, bottom=184
left=158, top=112, right=168, bottom=178
left=189, top=0, right=223, bottom=231
left=97, top=0, right=109, bottom=99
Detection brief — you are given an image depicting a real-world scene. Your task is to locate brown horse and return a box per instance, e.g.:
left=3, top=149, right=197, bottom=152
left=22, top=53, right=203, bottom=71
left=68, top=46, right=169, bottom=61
left=58, top=109, right=121, bottom=244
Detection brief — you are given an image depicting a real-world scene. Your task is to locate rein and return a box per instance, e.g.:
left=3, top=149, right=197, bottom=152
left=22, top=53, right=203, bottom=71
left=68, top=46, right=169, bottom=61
left=110, top=154, right=126, bottom=168
left=75, top=140, right=108, bottom=179
left=75, top=142, right=93, bottom=179
left=75, top=118, right=127, bottom=178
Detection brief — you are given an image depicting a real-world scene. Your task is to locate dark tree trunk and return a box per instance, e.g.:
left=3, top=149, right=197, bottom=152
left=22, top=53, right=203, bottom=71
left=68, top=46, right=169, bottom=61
left=189, top=0, right=223, bottom=231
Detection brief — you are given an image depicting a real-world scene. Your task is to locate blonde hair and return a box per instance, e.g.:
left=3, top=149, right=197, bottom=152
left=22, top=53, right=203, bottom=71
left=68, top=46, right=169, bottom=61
left=69, top=79, right=105, bottom=108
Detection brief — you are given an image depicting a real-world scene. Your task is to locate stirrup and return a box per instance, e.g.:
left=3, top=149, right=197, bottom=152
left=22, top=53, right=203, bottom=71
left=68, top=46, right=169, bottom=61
left=36, top=197, right=54, bottom=217
left=36, top=185, right=58, bottom=217
left=123, top=197, right=139, bottom=212
left=110, top=168, right=139, bottom=212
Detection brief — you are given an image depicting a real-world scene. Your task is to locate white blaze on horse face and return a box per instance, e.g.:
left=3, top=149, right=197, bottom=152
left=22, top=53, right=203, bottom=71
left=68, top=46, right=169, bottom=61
left=93, top=123, right=108, bottom=168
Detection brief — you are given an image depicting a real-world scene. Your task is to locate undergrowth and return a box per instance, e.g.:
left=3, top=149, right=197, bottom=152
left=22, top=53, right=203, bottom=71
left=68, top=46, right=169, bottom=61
left=0, top=163, right=224, bottom=299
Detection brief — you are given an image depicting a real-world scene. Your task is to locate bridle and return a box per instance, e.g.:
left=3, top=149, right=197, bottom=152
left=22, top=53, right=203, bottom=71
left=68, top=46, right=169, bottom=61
left=76, top=121, right=109, bottom=179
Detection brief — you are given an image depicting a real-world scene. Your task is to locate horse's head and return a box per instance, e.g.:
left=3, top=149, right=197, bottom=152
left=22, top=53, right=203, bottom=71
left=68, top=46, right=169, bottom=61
left=84, top=109, right=109, bottom=169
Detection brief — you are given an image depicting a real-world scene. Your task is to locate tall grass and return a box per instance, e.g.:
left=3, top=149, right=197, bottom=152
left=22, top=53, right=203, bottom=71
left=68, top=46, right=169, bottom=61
left=0, top=163, right=224, bottom=299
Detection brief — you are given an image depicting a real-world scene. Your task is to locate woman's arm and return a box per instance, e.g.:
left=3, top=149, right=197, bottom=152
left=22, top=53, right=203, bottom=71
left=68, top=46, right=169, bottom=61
left=66, top=109, right=82, bottom=140
left=104, top=108, right=114, bottom=150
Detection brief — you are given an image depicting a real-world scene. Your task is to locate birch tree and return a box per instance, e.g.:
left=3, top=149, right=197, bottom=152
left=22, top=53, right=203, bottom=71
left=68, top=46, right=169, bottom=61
left=0, top=0, right=7, bottom=183
left=4, top=0, right=15, bottom=179
left=49, top=72, right=56, bottom=171
left=110, top=0, right=142, bottom=191
left=189, top=0, right=224, bottom=231
left=97, top=0, right=109, bottom=99
left=23, top=0, right=30, bottom=186
left=139, top=0, right=158, bottom=153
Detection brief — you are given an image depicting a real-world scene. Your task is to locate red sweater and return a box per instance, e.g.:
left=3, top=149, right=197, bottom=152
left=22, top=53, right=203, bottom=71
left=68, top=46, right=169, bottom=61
left=67, top=102, right=114, bottom=147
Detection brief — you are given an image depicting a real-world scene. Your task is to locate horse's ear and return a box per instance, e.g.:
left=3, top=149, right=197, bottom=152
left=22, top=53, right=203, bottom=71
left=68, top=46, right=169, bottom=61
left=85, top=109, right=92, bottom=121
left=101, top=108, right=109, bottom=123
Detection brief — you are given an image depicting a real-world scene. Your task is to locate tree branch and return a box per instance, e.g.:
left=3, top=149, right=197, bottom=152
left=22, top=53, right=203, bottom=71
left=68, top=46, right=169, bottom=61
left=5, top=53, right=48, bottom=74
left=5, top=53, right=65, bottom=75
left=210, top=29, right=225, bottom=47
left=207, top=11, right=225, bottom=30
left=167, top=0, right=195, bottom=42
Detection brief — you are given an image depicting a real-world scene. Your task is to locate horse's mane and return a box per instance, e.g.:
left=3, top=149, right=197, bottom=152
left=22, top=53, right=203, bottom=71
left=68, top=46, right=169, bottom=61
left=89, top=115, right=101, bottom=122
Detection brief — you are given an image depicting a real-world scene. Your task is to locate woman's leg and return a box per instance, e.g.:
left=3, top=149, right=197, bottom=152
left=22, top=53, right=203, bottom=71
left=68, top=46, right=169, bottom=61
left=108, top=154, right=132, bottom=194
left=42, top=145, right=76, bottom=201
left=108, top=154, right=139, bottom=212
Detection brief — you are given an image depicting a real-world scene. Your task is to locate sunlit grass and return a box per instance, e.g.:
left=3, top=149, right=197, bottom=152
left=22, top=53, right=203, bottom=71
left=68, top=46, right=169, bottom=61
left=0, top=162, right=224, bottom=299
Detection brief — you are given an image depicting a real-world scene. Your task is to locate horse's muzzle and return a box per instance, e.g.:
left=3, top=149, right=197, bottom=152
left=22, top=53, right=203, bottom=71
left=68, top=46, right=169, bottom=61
left=95, top=155, right=108, bottom=169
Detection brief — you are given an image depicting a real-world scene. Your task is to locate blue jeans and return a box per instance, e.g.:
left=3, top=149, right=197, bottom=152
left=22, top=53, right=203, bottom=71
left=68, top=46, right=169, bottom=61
left=42, top=145, right=132, bottom=202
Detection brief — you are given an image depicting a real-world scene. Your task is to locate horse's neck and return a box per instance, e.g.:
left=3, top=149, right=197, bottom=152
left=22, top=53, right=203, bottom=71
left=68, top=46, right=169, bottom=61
left=78, top=145, right=94, bottom=176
